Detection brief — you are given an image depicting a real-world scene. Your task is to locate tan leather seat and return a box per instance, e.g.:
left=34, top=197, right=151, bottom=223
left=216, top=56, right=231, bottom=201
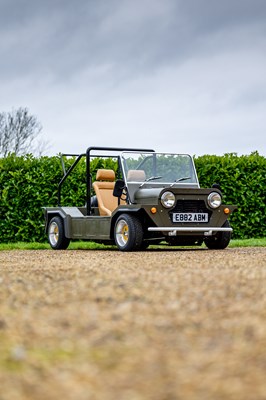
left=92, top=169, right=119, bottom=216
left=127, top=169, right=146, bottom=182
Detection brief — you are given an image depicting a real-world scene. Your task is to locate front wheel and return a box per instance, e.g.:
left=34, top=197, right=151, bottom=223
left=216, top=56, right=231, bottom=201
left=114, top=214, right=143, bottom=251
left=204, top=220, right=232, bottom=250
left=48, top=216, right=70, bottom=250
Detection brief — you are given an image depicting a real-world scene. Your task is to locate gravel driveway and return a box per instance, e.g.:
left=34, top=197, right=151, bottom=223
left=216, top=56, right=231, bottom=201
left=0, top=247, right=266, bottom=400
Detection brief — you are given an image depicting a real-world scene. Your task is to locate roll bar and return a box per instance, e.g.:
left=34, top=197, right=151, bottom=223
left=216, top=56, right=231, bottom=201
left=86, top=147, right=154, bottom=215
left=57, top=146, right=155, bottom=215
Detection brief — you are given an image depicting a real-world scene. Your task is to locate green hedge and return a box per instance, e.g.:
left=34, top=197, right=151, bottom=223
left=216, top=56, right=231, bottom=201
left=0, top=154, right=113, bottom=243
left=0, top=152, right=265, bottom=242
left=195, top=152, right=266, bottom=239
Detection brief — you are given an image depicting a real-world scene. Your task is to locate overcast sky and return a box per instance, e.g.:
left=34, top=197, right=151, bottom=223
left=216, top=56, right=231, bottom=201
left=0, top=0, right=265, bottom=156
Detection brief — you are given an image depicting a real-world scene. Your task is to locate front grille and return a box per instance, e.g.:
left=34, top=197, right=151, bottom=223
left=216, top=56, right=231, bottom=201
left=173, top=200, right=208, bottom=213
left=169, top=200, right=212, bottom=221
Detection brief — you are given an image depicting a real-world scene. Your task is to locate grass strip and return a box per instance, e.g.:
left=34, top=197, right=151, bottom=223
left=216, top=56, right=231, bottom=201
left=0, top=238, right=266, bottom=251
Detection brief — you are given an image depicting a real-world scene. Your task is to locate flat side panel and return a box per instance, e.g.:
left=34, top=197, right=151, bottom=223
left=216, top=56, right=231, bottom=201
left=71, top=216, right=111, bottom=239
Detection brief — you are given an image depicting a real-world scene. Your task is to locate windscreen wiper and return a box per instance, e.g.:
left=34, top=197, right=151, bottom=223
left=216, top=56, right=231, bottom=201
left=139, top=176, right=162, bottom=187
left=170, top=176, right=191, bottom=187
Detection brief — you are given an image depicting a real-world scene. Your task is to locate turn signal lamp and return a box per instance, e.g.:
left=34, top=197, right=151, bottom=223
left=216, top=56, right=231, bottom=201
left=224, top=207, right=230, bottom=215
left=150, top=207, right=157, bottom=214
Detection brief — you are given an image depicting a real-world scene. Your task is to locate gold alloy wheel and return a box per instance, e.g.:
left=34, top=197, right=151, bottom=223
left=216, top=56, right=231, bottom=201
left=49, top=221, right=59, bottom=247
left=115, top=219, right=129, bottom=247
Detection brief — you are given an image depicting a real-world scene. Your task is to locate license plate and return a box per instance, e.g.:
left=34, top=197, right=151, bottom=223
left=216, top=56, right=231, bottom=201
left=172, top=213, right=208, bottom=223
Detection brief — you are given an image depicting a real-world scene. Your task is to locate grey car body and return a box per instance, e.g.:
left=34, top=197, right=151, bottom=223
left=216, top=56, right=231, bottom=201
left=43, top=146, right=237, bottom=251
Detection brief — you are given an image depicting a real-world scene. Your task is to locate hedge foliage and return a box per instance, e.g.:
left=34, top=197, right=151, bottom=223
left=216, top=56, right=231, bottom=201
left=0, top=152, right=265, bottom=242
left=195, top=152, right=266, bottom=239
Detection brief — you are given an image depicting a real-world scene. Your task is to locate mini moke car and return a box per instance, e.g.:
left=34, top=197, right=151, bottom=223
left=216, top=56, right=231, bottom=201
left=43, top=147, right=236, bottom=251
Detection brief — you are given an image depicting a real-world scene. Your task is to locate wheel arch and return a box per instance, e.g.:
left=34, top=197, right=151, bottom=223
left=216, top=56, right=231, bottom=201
left=44, top=210, right=71, bottom=238
left=110, top=208, right=151, bottom=240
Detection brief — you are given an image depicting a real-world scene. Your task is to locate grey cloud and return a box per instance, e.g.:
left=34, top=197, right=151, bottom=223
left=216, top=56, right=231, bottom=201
left=0, top=0, right=265, bottom=156
left=1, top=0, right=265, bottom=83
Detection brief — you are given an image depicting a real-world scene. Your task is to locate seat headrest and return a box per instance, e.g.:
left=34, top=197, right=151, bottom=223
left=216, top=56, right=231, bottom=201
left=127, top=170, right=146, bottom=182
left=96, top=169, right=115, bottom=181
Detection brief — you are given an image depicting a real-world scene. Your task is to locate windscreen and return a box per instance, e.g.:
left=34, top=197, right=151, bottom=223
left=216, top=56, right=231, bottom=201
left=121, top=152, right=198, bottom=186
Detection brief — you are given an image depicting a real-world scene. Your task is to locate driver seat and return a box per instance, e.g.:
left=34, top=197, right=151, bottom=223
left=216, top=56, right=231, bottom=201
left=92, top=169, right=119, bottom=216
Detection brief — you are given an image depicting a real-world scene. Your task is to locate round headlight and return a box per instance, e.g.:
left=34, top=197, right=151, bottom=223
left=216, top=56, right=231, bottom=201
left=207, top=192, right=222, bottom=209
left=161, top=191, right=175, bottom=208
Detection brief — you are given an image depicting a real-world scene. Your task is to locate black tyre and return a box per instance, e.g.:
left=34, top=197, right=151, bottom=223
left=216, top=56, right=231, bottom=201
left=204, top=220, right=231, bottom=250
left=140, top=241, right=150, bottom=250
left=48, top=216, right=70, bottom=250
left=114, top=214, right=143, bottom=251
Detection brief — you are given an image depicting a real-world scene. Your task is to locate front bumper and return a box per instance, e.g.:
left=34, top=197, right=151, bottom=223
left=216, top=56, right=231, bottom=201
left=148, top=226, right=233, bottom=237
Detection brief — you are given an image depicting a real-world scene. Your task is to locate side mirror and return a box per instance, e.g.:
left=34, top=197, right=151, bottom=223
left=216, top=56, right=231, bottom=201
left=212, top=183, right=222, bottom=191
left=113, top=179, right=125, bottom=198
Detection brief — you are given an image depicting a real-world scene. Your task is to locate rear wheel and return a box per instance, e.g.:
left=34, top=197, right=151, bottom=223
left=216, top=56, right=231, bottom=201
left=114, top=214, right=143, bottom=251
left=204, top=220, right=231, bottom=250
left=48, top=216, right=70, bottom=250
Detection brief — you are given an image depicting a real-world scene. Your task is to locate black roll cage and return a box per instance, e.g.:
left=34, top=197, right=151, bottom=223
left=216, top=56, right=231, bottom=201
left=58, top=146, right=155, bottom=215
